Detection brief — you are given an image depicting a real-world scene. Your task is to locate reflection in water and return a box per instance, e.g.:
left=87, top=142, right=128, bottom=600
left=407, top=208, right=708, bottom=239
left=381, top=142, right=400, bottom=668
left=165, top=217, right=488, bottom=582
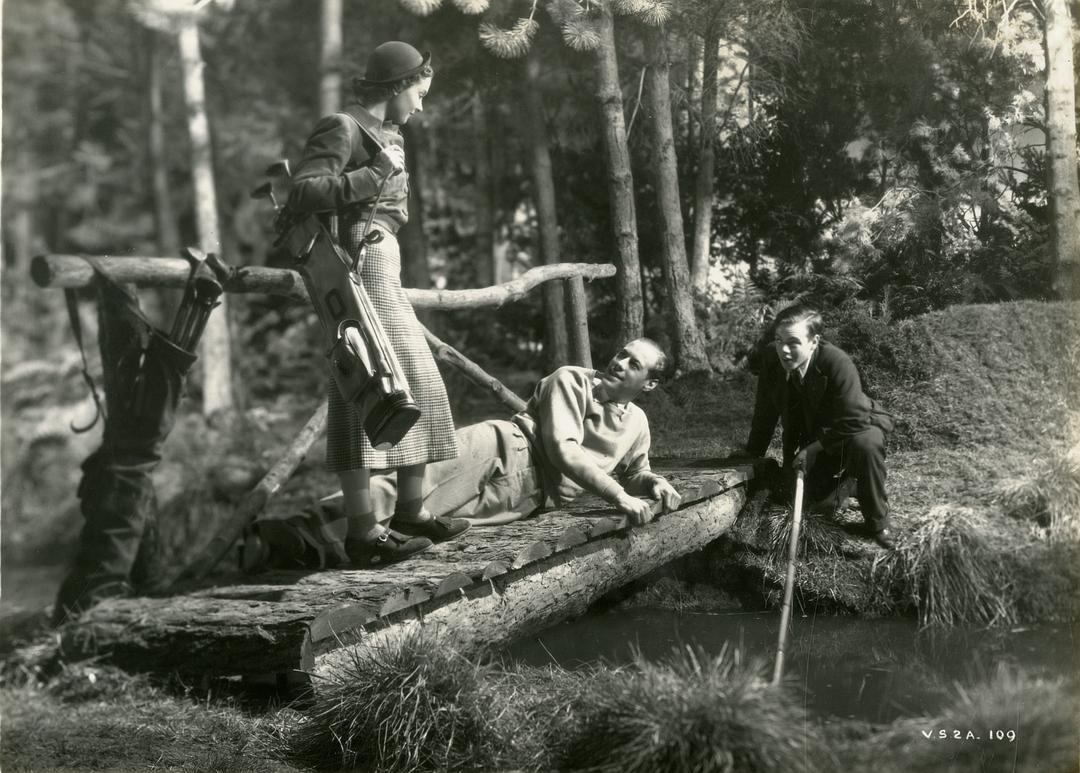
left=506, top=608, right=1079, bottom=724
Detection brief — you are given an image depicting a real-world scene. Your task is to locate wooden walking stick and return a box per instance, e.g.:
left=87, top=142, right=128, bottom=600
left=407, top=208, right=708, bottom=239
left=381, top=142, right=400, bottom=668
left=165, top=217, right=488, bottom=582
left=772, top=468, right=805, bottom=686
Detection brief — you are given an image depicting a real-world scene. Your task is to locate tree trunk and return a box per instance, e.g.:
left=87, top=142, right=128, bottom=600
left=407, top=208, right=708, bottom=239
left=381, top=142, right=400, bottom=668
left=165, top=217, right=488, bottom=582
left=645, top=26, right=710, bottom=374
left=145, top=27, right=181, bottom=327
left=690, top=22, right=719, bottom=292
left=524, top=52, right=570, bottom=369
left=319, top=0, right=343, bottom=115
left=178, top=17, right=233, bottom=414
left=1043, top=0, right=1080, bottom=299
left=472, top=93, right=495, bottom=288
left=399, top=121, right=437, bottom=330
left=399, top=122, right=431, bottom=290
left=146, top=28, right=180, bottom=258
left=594, top=2, right=644, bottom=342
left=57, top=467, right=756, bottom=677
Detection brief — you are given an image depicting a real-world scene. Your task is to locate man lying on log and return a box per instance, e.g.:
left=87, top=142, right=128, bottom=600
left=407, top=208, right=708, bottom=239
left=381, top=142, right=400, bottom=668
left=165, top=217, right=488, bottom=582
left=742, top=303, right=898, bottom=550
left=245, top=338, right=683, bottom=570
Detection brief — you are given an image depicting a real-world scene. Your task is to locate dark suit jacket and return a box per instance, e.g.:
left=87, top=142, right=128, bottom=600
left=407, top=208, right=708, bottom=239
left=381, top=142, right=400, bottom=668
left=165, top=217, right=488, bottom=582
left=746, top=341, right=891, bottom=464
left=287, top=103, right=409, bottom=227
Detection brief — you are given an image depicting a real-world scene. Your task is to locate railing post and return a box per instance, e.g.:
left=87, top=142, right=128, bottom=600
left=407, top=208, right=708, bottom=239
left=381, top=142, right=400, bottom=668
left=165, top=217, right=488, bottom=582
left=564, top=274, right=592, bottom=368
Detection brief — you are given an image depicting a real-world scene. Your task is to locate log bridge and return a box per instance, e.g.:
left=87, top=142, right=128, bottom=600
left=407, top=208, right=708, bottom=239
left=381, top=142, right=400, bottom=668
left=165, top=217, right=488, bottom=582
left=58, top=464, right=761, bottom=685
left=32, top=251, right=767, bottom=686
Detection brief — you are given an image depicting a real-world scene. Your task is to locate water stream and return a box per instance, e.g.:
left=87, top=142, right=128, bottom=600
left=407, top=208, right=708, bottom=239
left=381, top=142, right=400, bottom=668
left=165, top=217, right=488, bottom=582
left=506, top=607, right=1079, bottom=724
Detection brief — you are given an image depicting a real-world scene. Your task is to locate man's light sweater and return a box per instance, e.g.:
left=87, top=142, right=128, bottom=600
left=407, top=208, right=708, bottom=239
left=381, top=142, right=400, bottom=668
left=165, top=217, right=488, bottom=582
left=512, top=366, right=660, bottom=506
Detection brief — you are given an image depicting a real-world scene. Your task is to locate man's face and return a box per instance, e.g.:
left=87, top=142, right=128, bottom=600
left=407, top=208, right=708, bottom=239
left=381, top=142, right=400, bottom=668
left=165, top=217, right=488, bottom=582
left=774, top=320, right=819, bottom=372
left=597, top=339, right=661, bottom=401
left=386, top=76, right=431, bottom=125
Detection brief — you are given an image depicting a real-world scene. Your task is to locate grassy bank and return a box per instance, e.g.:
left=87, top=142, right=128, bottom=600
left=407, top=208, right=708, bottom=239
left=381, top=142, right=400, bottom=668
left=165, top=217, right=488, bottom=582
left=642, top=301, right=1080, bottom=626
left=8, top=631, right=1071, bottom=772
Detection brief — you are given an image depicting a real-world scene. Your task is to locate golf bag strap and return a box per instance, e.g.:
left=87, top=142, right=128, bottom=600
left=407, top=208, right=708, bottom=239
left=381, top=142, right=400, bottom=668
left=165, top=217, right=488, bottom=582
left=63, top=256, right=157, bottom=434
left=64, top=286, right=105, bottom=434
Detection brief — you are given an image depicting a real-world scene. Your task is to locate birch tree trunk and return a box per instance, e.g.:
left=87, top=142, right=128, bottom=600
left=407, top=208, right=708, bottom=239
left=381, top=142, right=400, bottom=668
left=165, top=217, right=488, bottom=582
left=319, top=0, right=343, bottom=115
left=178, top=17, right=233, bottom=413
left=595, top=2, right=644, bottom=341
left=690, top=21, right=719, bottom=292
left=524, top=52, right=570, bottom=368
left=645, top=26, right=710, bottom=374
left=1043, top=0, right=1080, bottom=299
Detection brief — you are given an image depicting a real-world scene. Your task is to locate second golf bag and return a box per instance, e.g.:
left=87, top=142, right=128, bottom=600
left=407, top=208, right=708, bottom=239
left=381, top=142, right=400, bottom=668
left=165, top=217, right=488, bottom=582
left=283, top=215, right=421, bottom=451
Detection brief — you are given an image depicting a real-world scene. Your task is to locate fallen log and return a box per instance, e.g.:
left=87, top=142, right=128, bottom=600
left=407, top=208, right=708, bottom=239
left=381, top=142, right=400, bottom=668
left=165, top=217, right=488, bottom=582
left=57, top=465, right=760, bottom=678
left=304, top=470, right=751, bottom=685
left=31, top=254, right=615, bottom=309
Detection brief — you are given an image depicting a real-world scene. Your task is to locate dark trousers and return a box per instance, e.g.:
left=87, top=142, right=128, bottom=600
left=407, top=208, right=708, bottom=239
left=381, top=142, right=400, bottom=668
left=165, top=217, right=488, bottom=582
left=803, top=426, right=889, bottom=532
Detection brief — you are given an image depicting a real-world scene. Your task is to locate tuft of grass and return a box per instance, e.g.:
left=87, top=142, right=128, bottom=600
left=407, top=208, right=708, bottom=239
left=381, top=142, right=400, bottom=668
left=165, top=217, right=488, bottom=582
left=765, top=509, right=850, bottom=566
left=871, top=506, right=1015, bottom=626
left=844, top=666, right=1080, bottom=773
left=287, top=630, right=490, bottom=772
left=553, top=644, right=834, bottom=773
left=997, top=445, right=1080, bottom=541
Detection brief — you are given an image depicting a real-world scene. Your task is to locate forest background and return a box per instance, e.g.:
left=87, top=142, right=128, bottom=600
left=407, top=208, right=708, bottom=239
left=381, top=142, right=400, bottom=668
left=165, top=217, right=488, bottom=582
left=1, top=0, right=1078, bottom=582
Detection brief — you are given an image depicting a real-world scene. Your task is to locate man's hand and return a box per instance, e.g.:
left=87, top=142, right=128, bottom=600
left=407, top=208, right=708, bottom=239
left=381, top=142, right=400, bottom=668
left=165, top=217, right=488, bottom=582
left=376, top=144, right=406, bottom=175
left=614, top=491, right=656, bottom=526
left=651, top=477, right=681, bottom=512
left=793, top=440, right=822, bottom=473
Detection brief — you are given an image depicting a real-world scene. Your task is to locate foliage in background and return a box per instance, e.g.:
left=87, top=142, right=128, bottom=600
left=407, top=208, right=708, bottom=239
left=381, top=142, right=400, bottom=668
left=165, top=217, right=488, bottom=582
left=2, top=0, right=1065, bottom=385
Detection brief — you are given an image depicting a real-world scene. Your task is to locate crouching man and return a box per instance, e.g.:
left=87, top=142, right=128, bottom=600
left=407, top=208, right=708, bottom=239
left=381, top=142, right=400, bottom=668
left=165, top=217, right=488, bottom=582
left=247, top=338, right=682, bottom=569
left=744, top=304, right=897, bottom=549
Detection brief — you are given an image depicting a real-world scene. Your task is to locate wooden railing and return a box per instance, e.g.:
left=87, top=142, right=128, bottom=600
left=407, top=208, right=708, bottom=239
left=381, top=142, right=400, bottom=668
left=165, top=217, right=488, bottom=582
left=31, top=252, right=616, bottom=584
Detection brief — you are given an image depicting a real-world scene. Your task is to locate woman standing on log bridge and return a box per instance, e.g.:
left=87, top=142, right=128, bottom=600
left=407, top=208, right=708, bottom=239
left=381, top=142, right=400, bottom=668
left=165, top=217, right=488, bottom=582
left=287, top=41, right=468, bottom=566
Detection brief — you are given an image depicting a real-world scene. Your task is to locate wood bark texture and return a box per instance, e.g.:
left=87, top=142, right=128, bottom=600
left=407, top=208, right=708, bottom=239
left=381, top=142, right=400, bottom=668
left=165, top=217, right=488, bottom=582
left=594, top=3, right=644, bottom=343
left=564, top=275, right=592, bottom=368
left=524, top=51, right=570, bottom=368
left=645, top=28, right=710, bottom=374
left=58, top=466, right=755, bottom=677
left=31, top=255, right=615, bottom=309
left=1043, top=0, right=1080, bottom=299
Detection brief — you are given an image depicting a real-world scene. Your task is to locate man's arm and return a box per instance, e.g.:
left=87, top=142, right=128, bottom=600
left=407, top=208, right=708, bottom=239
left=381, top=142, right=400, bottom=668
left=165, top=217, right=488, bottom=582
left=617, top=424, right=681, bottom=513
left=817, top=348, right=872, bottom=454
left=538, top=370, right=657, bottom=524
left=746, top=359, right=780, bottom=457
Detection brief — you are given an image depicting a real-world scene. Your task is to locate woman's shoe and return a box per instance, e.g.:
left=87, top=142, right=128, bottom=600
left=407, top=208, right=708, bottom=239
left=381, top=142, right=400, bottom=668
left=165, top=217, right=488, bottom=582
left=346, top=529, right=432, bottom=567
left=391, top=512, right=471, bottom=542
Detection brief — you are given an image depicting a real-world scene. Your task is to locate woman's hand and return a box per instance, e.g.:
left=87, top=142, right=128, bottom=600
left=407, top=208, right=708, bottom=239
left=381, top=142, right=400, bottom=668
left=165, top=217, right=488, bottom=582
left=375, top=144, right=406, bottom=175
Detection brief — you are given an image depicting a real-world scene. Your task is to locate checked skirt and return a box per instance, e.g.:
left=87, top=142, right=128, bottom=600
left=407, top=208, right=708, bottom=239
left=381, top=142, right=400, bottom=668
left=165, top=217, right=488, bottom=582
left=325, top=223, right=458, bottom=471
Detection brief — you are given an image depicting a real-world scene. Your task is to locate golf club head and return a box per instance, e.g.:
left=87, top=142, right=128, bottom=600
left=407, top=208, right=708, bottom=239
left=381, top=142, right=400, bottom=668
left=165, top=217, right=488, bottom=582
left=250, top=180, right=276, bottom=202
left=363, top=231, right=384, bottom=246
left=265, top=159, right=292, bottom=180
left=183, top=246, right=207, bottom=263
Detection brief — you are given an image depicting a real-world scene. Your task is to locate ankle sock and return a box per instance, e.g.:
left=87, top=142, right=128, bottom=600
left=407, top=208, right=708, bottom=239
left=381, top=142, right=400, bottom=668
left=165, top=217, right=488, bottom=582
left=393, top=498, right=430, bottom=522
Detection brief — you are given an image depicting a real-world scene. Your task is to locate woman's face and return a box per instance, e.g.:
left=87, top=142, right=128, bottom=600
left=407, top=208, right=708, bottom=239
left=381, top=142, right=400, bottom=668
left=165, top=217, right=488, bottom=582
left=387, top=76, right=432, bottom=125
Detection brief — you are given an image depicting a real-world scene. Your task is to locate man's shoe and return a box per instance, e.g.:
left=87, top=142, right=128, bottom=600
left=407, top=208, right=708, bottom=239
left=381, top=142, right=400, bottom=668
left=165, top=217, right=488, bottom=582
left=346, top=529, right=433, bottom=568
left=239, top=527, right=271, bottom=574
left=871, top=528, right=897, bottom=550
left=391, top=513, right=471, bottom=542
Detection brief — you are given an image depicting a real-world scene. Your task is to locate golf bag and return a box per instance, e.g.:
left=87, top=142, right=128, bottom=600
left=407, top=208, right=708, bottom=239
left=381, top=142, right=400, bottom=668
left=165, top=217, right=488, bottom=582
left=283, top=214, right=420, bottom=450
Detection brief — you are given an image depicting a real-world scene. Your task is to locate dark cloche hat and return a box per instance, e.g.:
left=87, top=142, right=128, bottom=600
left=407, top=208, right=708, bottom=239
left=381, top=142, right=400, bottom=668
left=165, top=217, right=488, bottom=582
left=355, top=41, right=431, bottom=86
